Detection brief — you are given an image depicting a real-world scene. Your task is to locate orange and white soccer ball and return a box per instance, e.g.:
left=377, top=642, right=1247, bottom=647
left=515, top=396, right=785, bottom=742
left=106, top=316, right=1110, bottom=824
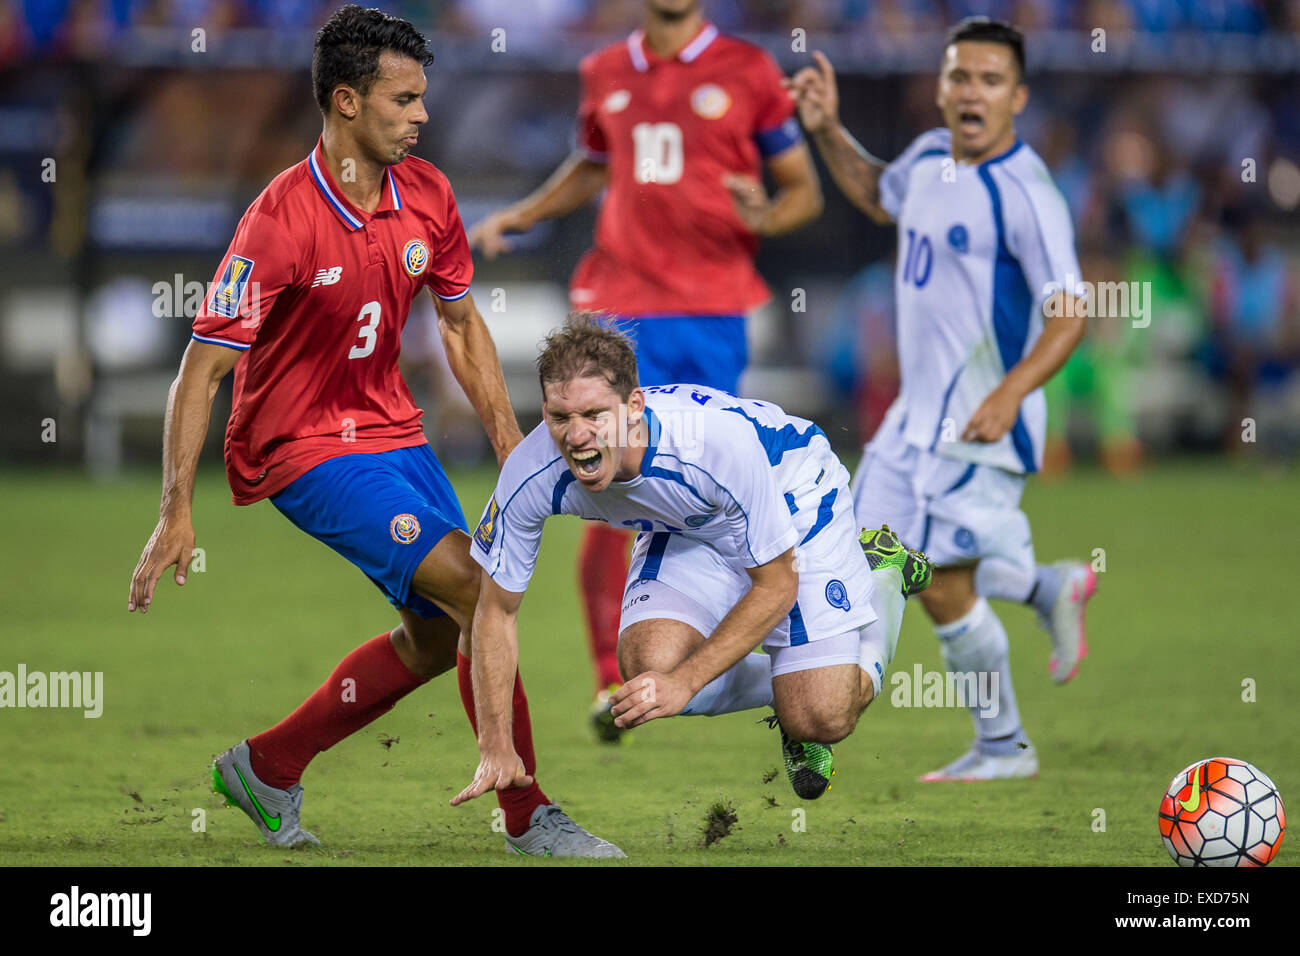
left=1159, top=757, right=1285, bottom=866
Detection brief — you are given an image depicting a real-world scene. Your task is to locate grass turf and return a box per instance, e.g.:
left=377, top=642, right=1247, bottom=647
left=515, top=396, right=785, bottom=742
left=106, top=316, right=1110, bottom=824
left=0, top=460, right=1294, bottom=866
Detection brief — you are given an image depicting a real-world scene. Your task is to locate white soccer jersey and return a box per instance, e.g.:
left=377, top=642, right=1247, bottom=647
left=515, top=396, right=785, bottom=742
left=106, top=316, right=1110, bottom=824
left=879, top=127, right=1084, bottom=473
left=471, top=384, right=848, bottom=595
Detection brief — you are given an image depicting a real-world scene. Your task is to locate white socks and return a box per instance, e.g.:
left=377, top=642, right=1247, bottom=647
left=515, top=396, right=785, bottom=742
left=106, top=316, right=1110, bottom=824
left=933, top=597, right=1029, bottom=754
left=859, top=566, right=906, bottom=696
left=679, top=652, right=773, bottom=716
left=975, top=556, right=1035, bottom=604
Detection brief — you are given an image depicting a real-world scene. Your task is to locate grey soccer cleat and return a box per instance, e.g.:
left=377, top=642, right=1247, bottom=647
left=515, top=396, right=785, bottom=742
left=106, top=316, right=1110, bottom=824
left=211, top=739, right=320, bottom=847
left=506, top=803, right=626, bottom=858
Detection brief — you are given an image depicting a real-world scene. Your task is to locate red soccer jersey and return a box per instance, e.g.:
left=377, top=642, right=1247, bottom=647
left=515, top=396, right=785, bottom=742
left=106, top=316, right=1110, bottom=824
left=571, top=22, right=801, bottom=316
left=192, top=139, right=472, bottom=505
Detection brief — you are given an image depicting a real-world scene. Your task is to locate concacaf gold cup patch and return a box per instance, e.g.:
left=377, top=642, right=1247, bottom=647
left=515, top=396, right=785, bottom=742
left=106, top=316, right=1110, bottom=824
left=209, top=254, right=254, bottom=318
left=473, top=496, right=500, bottom=554
left=403, top=239, right=429, bottom=278
left=390, top=513, right=421, bottom=544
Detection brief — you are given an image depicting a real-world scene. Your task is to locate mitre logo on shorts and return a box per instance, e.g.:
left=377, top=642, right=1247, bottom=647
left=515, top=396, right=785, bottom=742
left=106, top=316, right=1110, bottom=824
left=402, top=239, right=429, bottom=278
left=690, top=83, right=730, bottom=119
left=390, top=513, right=421, bottom=544
left=473, top=496, right=500, bottom=553
left=825, top=579, right=851, bottom=611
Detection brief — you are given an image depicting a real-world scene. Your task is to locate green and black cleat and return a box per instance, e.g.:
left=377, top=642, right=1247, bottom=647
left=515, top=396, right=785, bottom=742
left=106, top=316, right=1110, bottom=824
left=859, top=524, right=932, bottom=596
left=761, top=714, right=834, bottom=800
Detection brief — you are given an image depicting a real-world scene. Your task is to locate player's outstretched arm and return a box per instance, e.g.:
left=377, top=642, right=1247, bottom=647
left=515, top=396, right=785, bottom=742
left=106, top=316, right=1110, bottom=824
left=611, top=549, right=798, bottom=728
left=963, top=292, right=1088, bottom=442
left=787, top=51, right=891, bottom=225
left=433, top=290, right=524, bottom=465
left=724, top=142, right=824, bottom=237
left=467, top=152, right=609, bottom=259
left=451, top=573, right=532, bottom=806
left=128, top=339, right=240, bottom=613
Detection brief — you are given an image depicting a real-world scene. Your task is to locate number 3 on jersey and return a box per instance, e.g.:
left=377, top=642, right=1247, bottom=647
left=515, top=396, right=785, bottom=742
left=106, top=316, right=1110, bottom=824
left=633, top=122, right=683, bottom=185
left=349, top=300, right=381, bottom=359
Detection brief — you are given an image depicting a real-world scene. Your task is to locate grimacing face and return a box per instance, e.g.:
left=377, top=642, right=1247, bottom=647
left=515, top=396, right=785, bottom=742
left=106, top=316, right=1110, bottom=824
left=542, top=376, right=645, bottom=493
left=338, top=50, right=428, bottom=165
left=936, top=40, right=1027, bottom=162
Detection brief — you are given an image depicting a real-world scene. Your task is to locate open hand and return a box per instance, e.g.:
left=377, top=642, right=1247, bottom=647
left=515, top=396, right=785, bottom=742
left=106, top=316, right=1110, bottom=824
left=128, top=513, right=196, bottom=613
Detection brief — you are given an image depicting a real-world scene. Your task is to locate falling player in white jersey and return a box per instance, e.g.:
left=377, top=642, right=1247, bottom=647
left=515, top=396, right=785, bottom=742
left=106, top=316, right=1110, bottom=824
left=791, top=17, right=1098, bottom=781
left=448, top=314, right=932, bottom=808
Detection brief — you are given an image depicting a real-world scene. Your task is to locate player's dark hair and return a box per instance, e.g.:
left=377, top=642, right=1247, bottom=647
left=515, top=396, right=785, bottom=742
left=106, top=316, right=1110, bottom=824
left=946, top=16, right=1026, bottom=82
left=312, top=5, right=434, bottom=115
left=538, top=313, right=639, bottom=401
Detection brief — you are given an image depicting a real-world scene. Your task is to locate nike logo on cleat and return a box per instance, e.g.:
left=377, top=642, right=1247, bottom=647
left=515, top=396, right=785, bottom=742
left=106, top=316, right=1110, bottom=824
left=232, top=764, right=282, bottom=832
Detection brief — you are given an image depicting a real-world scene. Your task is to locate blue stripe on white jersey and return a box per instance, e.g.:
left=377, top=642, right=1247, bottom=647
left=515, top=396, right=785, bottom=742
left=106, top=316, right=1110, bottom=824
left=469, top=385, right=849, bottom=592
left=885, top=129, right=1084, bottom=474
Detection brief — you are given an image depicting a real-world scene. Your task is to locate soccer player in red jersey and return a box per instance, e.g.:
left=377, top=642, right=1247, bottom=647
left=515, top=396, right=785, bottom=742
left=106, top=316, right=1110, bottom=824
left=126, top=5, right=622, bottom=858
left=471, top=0, right=823, bottom=739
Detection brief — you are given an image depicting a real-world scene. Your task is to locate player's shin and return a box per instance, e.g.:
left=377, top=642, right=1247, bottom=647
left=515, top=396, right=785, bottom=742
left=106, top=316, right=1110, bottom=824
left=974, top=555, right=1036, bottom=603
left=857, top=566, right=906, bottom=697
left=679, top=652, right=773, bottom=716
left=247, top=632, right=427, bottom=789
left=933, top=598, right=1029, bottom=752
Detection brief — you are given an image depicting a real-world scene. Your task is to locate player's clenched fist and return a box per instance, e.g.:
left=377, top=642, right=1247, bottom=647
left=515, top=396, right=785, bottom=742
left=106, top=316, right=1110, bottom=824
left=610, top=671, right=694, bottom=729
left=450, top=747, right=533, bottom=806
left=127, top=514, right=196, bottom=613
left=784, top=51, right=840, bottom=135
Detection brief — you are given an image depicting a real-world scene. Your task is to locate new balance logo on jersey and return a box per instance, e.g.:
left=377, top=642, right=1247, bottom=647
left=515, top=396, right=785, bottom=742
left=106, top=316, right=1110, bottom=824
left=312, top=266, right=342, bottom=287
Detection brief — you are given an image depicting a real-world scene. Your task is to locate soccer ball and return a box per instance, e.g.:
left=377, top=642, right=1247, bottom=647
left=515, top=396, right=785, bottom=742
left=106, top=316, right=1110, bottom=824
left=1159, top=757, right=1285, bottom=866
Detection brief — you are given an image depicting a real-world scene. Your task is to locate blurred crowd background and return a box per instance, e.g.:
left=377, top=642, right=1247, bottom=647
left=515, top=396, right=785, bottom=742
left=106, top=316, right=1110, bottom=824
left=1, top=0, right=1298, bottom=476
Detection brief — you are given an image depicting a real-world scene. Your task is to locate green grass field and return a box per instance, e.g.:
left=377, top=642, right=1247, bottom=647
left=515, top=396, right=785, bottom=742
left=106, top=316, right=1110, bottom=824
left=1, top=461, right=1294, bottom=866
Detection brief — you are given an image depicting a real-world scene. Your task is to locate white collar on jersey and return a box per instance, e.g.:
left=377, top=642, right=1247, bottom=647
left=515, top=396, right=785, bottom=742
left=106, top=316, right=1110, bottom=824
left=627, top=21, right=719, bottom=72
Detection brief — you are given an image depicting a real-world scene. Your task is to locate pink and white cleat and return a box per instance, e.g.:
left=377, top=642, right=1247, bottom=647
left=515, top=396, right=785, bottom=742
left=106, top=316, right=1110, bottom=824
left=920, top=744, right=1039, bottom=782
left=1041, top=562, right=1097, bottom=685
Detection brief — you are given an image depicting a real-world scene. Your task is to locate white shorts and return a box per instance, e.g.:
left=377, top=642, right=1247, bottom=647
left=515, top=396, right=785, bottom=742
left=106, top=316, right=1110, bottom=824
left=851, top=409, right=1036, bottom=572
left=618, top=479, right=877, bottom=674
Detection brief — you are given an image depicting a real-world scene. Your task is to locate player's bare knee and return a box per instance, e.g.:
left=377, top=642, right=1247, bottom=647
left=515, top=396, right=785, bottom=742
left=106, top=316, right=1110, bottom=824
left=392, top=616, right=458, bottom=680
left=617, top=619, right=699, bottom=677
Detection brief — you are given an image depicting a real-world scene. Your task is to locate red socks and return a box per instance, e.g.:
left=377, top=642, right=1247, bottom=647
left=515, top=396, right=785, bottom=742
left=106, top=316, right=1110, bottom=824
left=579, top=524, right=630, bottom=691
left=247, top=633, right=552, bottom=839
left=248, top=632, right=424, bottom=789
left=455, top=652, right=549, bottom=837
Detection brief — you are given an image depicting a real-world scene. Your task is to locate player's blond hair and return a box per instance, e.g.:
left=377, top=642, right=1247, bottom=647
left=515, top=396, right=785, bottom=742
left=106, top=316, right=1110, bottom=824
left=537, top=312, right=639, bottom=400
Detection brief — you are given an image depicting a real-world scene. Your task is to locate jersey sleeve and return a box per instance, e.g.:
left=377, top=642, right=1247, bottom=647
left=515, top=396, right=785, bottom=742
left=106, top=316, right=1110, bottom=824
left=1002, top=164, right=1086, bottom=314
left=427, top=178, right=473, bottom=301
left=469, top=453, right=554, bottom=594
left=704, top=425, right=799, bottom=569
left=751, top=50, right=801, bottom=159
left=575, top=55, right=609, bottom=163
left=192, top=210, right=298, bottom=351
left=878, top=127, right=952, bottom=221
